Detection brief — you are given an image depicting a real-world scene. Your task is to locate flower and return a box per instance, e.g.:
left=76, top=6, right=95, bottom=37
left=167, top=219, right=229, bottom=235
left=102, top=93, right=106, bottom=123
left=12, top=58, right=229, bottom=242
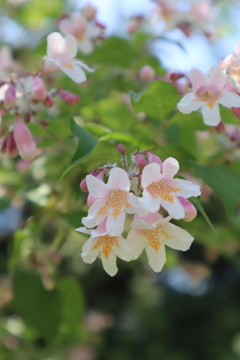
left=43, top=32, right=93, bottom=83
left=76, top=220, right=132, bottom=276
left=59, top=12, right=101, bottom=54
left=127, top=212, right=194, bottom=272
left=82, top=167, right=143, bottom=236
left=13, top=117, right=36, bottom=160
left=177, top=65, right=240, bottom=126
left=141, top=158, right=200, bottom=219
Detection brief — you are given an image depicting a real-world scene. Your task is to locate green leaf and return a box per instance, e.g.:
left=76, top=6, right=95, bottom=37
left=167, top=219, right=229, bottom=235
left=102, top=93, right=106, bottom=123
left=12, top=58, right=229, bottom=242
left=191, top=163, right=240, bottom=217
left=220, top=106, right=240, bottom=124
left=191, top=198, right=218, bottom=238
left=58, top=278, right=84, bottom=341
left=8, top=230, right=26, bottom=272
left=12, top=270, right=62, bottom=343
left=130, top=81, right=181, bottom=121
left=70, top=117, right=98, bottom=166
left=170, top=112, right=208, bottom=130
left=0, top=196, right=11, bottom=212
left=91, top=37, right=138, bottom=68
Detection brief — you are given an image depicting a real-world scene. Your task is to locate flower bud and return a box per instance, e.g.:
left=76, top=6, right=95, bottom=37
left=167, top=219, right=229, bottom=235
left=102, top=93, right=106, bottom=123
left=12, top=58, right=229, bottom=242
left=31, top=76, right=47, bottom=102
left=177, top=196, right=197, bottom=222
left=43, top=95, right=54, bottom=108
left=170, top=72, right=185, bottom=81
left=40, top=120, right=49, bottom=127
left=80, top=178, right=88, bottom=192
left=134, top=153, right=147, bottom=169
left=13, top=118, right=36, bottom=160
left=127, top=19, right=140, bottom=34
left=82, top=4, right=97, bottom=20
left=58, top=89, right=80, bottom=105
left=216, top=122, right=226, bottom=134
left=116, top=144, right=126, bottom=154
left=138, top=65, right=155, bottom=82
left=6, top=132, right=18, bottom=157
left=147, top=152, right=163, bottom=170
left=4, top=83, right=16, bottom=108
left=24, top=112, right=31, bottom=123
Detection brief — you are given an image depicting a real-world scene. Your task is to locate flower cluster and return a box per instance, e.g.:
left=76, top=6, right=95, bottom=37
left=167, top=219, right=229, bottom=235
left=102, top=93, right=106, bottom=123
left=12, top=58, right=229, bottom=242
left=76, top=147, right=201, bottom=276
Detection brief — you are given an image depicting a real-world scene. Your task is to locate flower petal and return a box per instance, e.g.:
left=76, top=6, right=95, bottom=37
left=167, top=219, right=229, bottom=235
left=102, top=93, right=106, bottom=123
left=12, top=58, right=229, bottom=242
left=125, top=193, right=143, bottom=214
left=168, top=178, right=201, bottom=198
left=161, top=196, right=185, bottom=219
left=145, top=242, right=166, bottom=272
left=163, top=222, right=194, bottom=251
left=218, top=90, right=240, bottom=108
left=86, top=174, right=108, bottom=198
left=114, top=236, right=132, bottom=261
left=65, top=34, right=78, bottom=58
left=188, top=68, right=206, bottom=92
left=101, top=251, right=118, bottom=276
left=162, top=157, right=179, bottom=179
left=59, top=62, right=87, bottom=83
left=142, top=190, right=161, bottom=213
left=177, top=92, right=203, bottom=114
left=201, top=103, right=221, bottom=126
left=127, top=229, right=145, bottom=260
left=75, top=226, right=92, bottom=234
left=141, top=163, right=162, bottom=188
left=81, top=237, right=100, bottom=263
left=78, top=37, right=93, bottom=54
left=82, top=197, right=108, bottom=228
left=107, top=167, right=130, bottom=191
left=106, top=211, right=126, bottom=236
left=208, top=65, right=226, bottom=89
left=47, top=32, right=65, bottom=58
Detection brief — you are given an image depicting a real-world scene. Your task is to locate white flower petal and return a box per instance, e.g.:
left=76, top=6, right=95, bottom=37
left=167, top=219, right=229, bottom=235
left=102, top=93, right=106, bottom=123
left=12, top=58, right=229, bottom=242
left=218, top=90, right=240, bottom=108
left=188, top=68, right=206, bottom=92
left=106, top=211, right=126, bottom=236
left=125, top=193, right=143, bottom=214
left=141, top=163, right=162, bottom=188
left=101, top=251, right=118, bottom=276
left=145, top=242, right=166, bottom=273
left=161, top=196, right=185, bottom=219
left=163, top=223, right=194, bottom=251
left=114, top=236, right=132, bottom=261
left=201, top=103, right=221, bottom=126
left=82, top=197, right=108, bottom=228
left=81, top=237, right=100, bottom=263
left=162, top=157, right=179, bottom=179
left=75, top=226, right=92, bottom=234
left=47, top=32, right=65, bottom=58
left=142, top=190, right=161, bottom=213
left=86, top=174, right=108, bottom=198
left=177, top=92, right=203, bottom=114
left=107, top=167, right=130, bottom=191
left=127, top=229, right=145, bottom=260
left=59, top=62, right=87, bottom=83
left=65, top=34, right=78, bottom=58
left=168, top=178, right=201, bottom=198
left=78, top=37, right=93, bottom=54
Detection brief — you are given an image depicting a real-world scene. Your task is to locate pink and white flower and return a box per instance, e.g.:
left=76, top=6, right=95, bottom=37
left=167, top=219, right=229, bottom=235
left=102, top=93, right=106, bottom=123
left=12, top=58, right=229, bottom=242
left=82, top=167, right=144, bottom=236
left=177, top=65, right=240, bottom=126
left=76, top=220, right=132, bottom=276
left=127, top=212, right=194, bottom=272
left=43, top=32, right=93, bottom=83
left=141, top=158, right=200, bottom=219
left=59, top=12, right=101, bottom=54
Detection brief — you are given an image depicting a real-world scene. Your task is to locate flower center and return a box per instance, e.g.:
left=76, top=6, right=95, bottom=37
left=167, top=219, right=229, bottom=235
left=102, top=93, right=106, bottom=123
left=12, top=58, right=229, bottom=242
left=63, top=63, right=74, bottom=69
left=92, top=235, right=118, bottom=260
left=97, top=189, right=131, bottom=219
left=196, top=84, right=221, bottom=108
left=140, top=225, right=171, bottom=252
left=146, top=180, right=180, bottom=203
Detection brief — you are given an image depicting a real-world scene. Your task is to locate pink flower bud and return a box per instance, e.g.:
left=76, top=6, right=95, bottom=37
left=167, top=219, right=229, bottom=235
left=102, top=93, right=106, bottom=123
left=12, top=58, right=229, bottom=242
left=24, top=112, right=31, bottom=123
left=6, top=132, right=18, bottom=157
left=4, top=83, right=16, bottom=108
left=82, top=4, right=97, bottom=20
left=170, top=72, right=185, bottom=81
left=231, top=107, right=240, bottom=121
left=138, top=65, right=155, bottom=82
left=216, top=122, right=226, bottom=134
left=40, top=120, right=49, bottom=127
left=134, top=153, right=147, bottom=169
left=80, top=178, right=88, bottom=192
left=43, top=95, right=54, bottom=108
left=116, top=144, right=126, bottom=154
left=127, top=19, right=140, bottom=34
left=147, top=152, right=163, bottom=170
left=177, top=196, right=197, bottom=222
left=13, top=118, right=36, bottom=160
left=31, top=77, right=47, bottom=102
left=58, top=90, right=80, bottom=105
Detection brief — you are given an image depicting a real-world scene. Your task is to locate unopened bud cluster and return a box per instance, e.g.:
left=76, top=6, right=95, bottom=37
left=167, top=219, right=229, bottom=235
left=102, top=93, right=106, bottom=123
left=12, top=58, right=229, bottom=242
left=76, top=145, right=201, bottom=276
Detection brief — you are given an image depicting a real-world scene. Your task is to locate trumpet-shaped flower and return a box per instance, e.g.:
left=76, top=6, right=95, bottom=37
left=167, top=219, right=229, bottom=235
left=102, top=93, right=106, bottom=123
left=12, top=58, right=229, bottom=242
left=43, top=32, right=93, bottom=83
left=177, top=65, right=240, bottom=126
left=82, top=167, right=143, bottom=236
left=141, top=158, right=200, bottom=219
left=76, top=220, right=132, bottom=276
left=59, top=12, right=101, bottom=54
left=127, top=212, right=194, bottom=272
